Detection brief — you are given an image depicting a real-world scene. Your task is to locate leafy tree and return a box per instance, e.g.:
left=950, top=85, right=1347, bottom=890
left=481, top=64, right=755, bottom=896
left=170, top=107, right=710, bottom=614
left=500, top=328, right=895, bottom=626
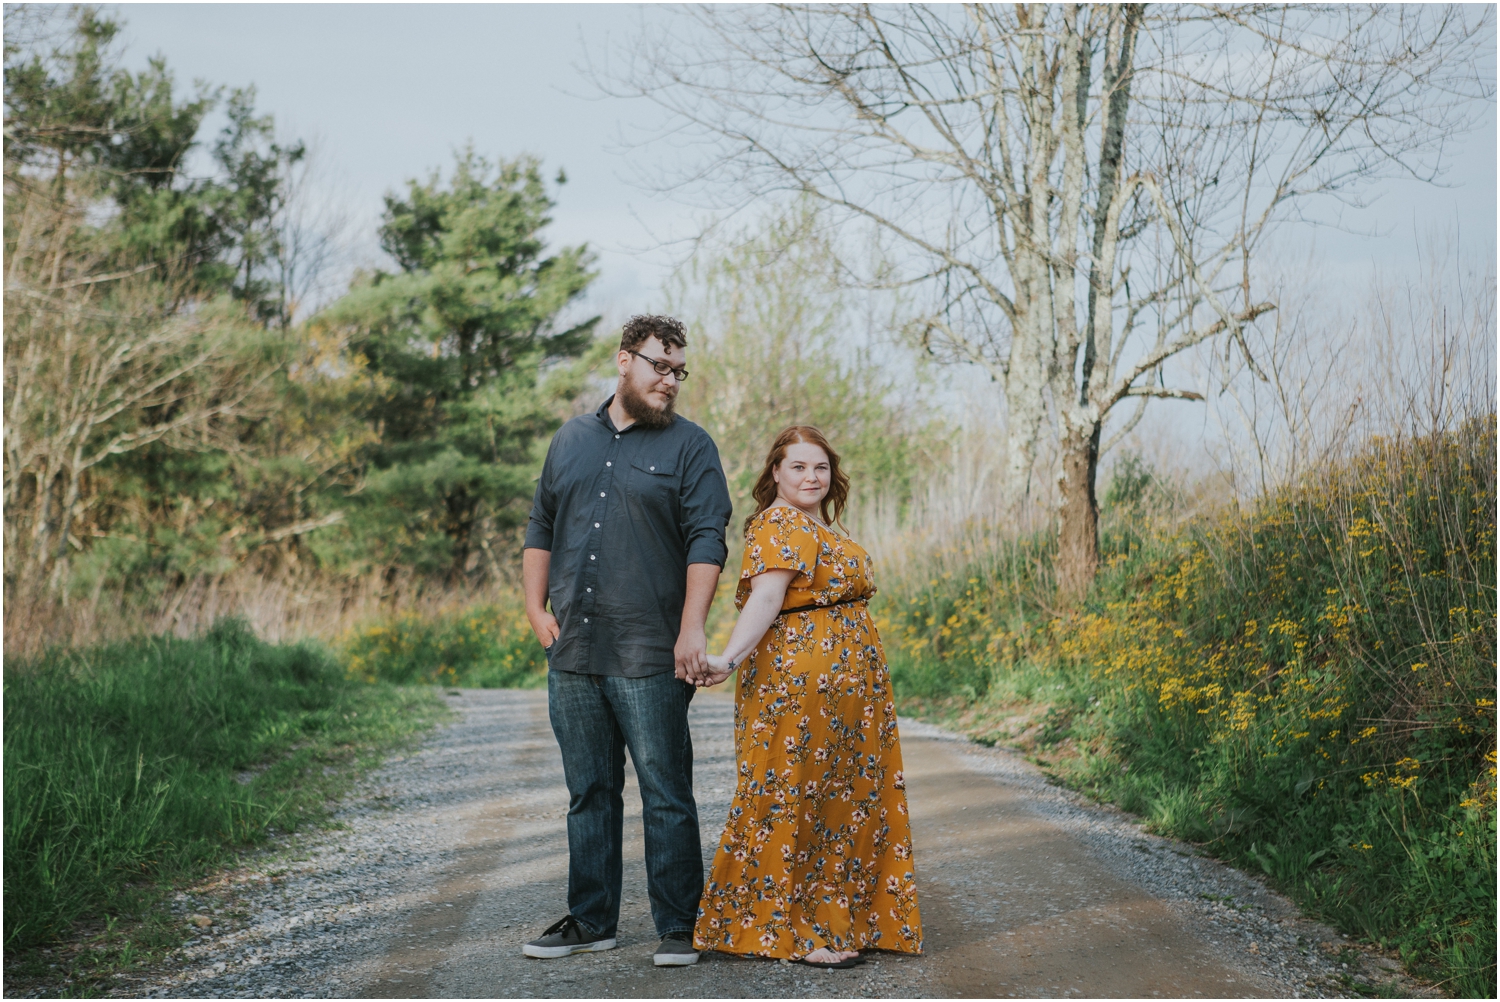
left=3, top=7, right=206, bottom=188
left=671, top=203, right=940, bottom=526
left=4, top=8, right=603, bottom=650
left=321, top=150, right=597, bottom=583
left=3, top=7, right=334, bottom=645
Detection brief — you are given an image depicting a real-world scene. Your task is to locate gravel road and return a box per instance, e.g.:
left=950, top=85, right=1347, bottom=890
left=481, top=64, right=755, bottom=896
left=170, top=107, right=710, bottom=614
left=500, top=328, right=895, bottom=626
left=107, top=688, right=1435, bottom=999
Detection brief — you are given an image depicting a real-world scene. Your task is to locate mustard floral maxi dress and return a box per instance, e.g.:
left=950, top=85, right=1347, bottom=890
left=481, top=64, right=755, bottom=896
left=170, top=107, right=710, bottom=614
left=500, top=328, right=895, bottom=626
left=693, top=505, right=923, bottom=959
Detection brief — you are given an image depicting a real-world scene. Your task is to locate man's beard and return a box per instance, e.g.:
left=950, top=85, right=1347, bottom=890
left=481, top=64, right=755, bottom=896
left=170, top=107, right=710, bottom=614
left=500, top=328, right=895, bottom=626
left=618, top=375, right=677, bottom=429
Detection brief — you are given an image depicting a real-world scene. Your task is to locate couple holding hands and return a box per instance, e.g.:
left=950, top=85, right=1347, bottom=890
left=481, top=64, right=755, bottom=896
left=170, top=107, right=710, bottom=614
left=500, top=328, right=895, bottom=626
left=522, top=315, right=923, bottom=970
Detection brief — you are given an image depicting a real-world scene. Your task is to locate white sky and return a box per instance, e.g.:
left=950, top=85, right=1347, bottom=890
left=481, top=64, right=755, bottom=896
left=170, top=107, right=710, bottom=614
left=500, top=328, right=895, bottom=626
left=107, top=3, right=1496, bottom=312
left=107, top=3, right=700, bottom=317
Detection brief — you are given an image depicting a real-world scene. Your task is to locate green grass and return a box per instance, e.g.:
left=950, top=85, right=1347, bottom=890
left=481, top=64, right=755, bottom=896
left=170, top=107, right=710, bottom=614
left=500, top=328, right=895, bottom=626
left=882, top=420, right=1497, bottom=997
left=3, top=618, right=445, bottom=970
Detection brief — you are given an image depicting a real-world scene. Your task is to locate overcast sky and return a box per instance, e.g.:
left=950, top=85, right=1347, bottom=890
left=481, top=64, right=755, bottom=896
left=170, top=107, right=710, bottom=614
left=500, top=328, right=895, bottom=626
left=108, top=4, right=695, bottom=317
left=107, top=3, right=1496, bottom=323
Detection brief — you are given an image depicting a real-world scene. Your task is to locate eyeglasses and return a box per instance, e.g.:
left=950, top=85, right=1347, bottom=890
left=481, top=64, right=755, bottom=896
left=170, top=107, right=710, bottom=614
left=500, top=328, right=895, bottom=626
left=629, top=350, right=690, bottom=381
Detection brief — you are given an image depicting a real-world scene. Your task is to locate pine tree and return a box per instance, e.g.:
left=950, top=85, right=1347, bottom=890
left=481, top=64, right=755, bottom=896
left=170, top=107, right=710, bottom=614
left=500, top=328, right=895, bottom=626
left=323, top=150, right=597, bottom=583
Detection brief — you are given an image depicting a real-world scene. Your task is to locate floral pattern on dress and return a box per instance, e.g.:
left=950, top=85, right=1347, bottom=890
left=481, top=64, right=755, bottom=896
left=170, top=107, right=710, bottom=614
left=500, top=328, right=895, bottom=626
left=693, top=505, right=923, bottom=958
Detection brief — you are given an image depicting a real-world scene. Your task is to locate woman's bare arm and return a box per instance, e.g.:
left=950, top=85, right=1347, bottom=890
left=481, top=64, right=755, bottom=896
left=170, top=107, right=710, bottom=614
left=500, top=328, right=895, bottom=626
left=696, top=568, right=795, bottom=686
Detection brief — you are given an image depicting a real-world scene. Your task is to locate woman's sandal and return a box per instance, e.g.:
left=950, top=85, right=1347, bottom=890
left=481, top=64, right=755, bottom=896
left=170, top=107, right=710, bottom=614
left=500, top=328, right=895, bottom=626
left=795, top=955, right=858, bottom=969
left=795, top=948, right=863, bottom=969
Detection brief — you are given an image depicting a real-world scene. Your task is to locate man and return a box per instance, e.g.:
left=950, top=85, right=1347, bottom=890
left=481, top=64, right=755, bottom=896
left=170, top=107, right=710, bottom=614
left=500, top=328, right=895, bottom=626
left=521, top=315, right=732, bottom=968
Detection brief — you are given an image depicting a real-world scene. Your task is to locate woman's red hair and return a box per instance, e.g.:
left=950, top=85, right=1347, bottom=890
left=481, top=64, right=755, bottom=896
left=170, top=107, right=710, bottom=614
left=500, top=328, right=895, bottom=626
left=745, top=425, right=850, bottom=534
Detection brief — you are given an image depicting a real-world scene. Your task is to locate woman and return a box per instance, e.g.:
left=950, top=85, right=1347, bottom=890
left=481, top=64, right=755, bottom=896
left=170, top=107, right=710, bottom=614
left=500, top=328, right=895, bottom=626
left=688, top=426, right=923, bottom=969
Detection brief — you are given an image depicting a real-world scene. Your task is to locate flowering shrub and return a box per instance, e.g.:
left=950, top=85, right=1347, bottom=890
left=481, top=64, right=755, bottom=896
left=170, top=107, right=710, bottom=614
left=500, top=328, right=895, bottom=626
left=882, top=417, right=1496, bottom=995
left=342, top=598, right=546, bottom=688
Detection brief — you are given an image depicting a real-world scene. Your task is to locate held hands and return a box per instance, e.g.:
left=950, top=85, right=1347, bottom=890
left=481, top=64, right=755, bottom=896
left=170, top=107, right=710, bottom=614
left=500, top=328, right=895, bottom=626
left=674, top=625, right=709, bottom=683
left=698, top=653, right=734, bottom=688
left=674, top=649, right=734, bottom=688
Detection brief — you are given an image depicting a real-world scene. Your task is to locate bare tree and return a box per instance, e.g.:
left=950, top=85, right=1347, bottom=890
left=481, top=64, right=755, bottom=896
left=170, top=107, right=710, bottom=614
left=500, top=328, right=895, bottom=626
left=668, top=201, right=925, bottom=504
left=272, top=135, right=356, bottom=326
left=613, top=3, right=1493, bottom=595
left=3, top=171, right=278, bottom=598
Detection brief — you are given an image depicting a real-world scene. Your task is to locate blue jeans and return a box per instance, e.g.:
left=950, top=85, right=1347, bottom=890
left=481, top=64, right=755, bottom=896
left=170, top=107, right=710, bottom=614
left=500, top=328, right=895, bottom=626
left=546, top=667, right=702, bottom=940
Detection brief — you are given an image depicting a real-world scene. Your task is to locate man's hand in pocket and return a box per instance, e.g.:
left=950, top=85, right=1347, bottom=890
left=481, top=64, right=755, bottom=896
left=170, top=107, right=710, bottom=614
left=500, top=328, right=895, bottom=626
left=529, top=610, right=560, bottom=650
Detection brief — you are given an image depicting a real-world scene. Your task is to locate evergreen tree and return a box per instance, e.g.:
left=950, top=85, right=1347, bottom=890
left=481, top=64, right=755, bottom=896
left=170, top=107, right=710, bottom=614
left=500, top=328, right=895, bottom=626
left=4, top=7, right=304, bottom=320
left=323, top=151, right=597, bottom=582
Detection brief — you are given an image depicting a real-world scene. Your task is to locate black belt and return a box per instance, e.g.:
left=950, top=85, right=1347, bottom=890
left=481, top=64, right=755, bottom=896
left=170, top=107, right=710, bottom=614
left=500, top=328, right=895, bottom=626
left=778, top=595, right=870, bottom=617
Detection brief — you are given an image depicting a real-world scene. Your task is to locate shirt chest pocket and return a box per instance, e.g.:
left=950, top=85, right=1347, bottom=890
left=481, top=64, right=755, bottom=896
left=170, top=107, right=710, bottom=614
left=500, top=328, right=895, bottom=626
left=626, top=457, right=678, bottom=509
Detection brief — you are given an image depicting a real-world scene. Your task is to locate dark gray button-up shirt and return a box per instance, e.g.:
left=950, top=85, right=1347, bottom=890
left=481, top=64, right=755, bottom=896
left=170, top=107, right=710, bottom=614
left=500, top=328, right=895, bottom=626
left=524, top=397, right=733, bottom=677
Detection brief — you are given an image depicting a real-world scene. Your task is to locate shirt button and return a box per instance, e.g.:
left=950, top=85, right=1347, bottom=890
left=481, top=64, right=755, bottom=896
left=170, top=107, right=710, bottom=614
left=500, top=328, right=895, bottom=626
left=586, top=587, right=592, bottom=593
left=590, top=554, right=596, bottom=560
left=600, top=492, right=606, bottom=497
left=614, top=434, right=620, bottom=439
left=649, top=465, right=655, bottom=471
left=594, top=522, right=600, bottom=528
left=606, top=461, right=612, bottom=467
left=584, top=617, right=589, bottom=623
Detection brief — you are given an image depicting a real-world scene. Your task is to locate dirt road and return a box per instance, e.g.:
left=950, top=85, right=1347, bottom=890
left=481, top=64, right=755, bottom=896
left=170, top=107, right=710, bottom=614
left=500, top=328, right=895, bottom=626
left=129, top=688, right=1424, bottom=999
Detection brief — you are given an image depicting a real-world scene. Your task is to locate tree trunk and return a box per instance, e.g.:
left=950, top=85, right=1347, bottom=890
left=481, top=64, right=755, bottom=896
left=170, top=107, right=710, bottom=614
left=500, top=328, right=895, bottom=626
left=1001, top=321, right=1050, bottom=509
left=1055, top=422, right=1101, bottom=599
left=444, top=487, right=477, bottom=586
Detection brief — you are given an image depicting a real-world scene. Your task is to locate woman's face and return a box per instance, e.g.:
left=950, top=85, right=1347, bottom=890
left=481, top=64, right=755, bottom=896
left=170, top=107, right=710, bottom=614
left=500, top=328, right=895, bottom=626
left=772, top=441, right=831, bottom=513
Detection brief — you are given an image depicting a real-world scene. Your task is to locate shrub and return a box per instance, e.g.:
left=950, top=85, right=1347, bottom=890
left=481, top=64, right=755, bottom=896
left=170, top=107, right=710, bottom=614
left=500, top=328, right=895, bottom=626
left=883, top=418, right=1497, bottom=996
left=342, top=599, right=547, bottom=688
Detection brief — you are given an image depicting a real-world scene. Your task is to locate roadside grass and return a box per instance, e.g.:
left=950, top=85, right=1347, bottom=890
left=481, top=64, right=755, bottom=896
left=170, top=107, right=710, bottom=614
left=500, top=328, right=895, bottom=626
left=3, top=619, right=446, bottom=995
left=342, top=598, right=547, bottom=688
left=882, top=418, right=1497, bottom=997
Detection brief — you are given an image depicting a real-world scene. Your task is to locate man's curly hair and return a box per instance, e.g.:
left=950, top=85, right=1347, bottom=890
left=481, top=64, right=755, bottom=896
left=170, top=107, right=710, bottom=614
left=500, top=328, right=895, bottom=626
left=619, top=315, right=688, bottom=354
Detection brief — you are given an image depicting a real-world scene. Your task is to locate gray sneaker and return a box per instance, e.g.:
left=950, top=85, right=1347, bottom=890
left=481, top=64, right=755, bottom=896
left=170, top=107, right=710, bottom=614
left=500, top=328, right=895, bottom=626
left=522, top=915, right=616, bottom=959
left=653, top=933, right=700, bottom=967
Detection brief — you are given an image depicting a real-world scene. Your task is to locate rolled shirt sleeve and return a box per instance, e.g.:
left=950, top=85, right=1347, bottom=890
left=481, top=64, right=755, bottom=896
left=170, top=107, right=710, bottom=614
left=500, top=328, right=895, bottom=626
left=524, top=445, right=557, bottom=551
left=679, top=435, right=733, bottom=567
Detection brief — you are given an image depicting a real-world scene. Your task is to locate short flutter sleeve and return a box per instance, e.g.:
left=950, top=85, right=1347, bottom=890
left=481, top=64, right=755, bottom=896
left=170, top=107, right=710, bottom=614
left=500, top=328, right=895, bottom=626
left=736, top=506, right=820, bottom=609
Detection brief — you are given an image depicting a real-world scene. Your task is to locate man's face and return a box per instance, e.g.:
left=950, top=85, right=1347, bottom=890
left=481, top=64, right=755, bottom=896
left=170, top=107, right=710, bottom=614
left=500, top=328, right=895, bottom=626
left=616, top=336, right=685, bottom=424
